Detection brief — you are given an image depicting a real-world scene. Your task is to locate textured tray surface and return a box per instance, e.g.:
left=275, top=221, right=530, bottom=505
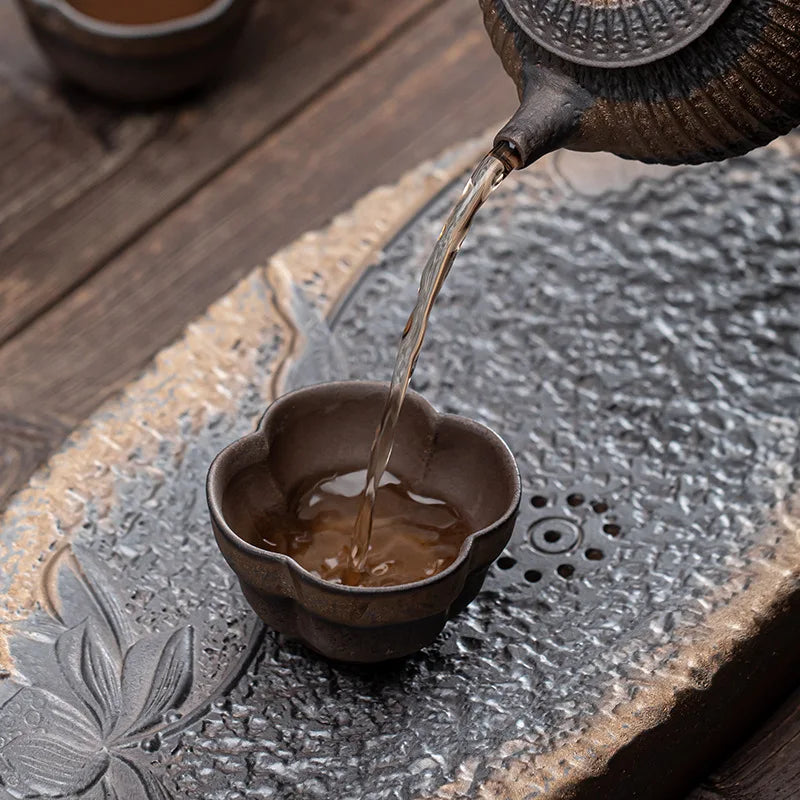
left=329, top=140, right=800, bottom=798
left=1, top=137, right=798, bottom=800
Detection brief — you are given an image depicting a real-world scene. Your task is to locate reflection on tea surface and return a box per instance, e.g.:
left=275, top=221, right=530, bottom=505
left=233, top=466, right=471, bottom=587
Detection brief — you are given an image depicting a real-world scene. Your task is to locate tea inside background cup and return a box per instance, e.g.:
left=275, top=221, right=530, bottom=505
left=67, top=0, right=217, bottom=24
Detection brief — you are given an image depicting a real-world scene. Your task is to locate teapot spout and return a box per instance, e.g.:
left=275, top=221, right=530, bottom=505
left=494, top=67, right=591, bottom=168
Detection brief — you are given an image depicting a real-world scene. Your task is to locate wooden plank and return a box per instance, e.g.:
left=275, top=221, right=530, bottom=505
left=0, top=0, right=435, bottom=342
left=0, top=0, right=516, bottom=507
left=0, top=1, right=163, bottom=252
left=0, top=0, right=48, bottom=76
left=688, top=688, right=800, bottom=800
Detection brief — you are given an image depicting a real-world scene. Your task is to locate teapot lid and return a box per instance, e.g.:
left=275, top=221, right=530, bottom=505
left=501, top=0, right=733, bottom=67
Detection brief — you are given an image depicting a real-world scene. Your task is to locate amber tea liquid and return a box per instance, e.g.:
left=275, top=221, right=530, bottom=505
left=67, top=0, right=216, bottom=24
left=236, top=467, right=470, bottom=587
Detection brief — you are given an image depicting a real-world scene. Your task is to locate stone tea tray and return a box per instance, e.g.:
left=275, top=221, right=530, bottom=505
left=1, top=135, right=799, bottom=800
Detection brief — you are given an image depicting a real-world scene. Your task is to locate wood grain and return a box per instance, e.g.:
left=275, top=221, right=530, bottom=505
left=687, top=688, right=800, bottom=800
left=0, top=0, right=516, bottom=505
left=0, top=0, right=436, bottom=343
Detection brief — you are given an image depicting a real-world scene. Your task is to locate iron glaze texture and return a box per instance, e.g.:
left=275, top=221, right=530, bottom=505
left=500, top=0, right=734, bottom=67
left=482, top=0, right=800, bottom=164
left=1, top=139, right=798, bottom=799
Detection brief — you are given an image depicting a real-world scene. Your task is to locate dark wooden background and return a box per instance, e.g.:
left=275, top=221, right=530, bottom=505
left=0, top=0, right=797, bottom=796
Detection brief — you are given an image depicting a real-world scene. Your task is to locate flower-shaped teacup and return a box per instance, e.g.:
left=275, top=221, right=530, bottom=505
left=207, top=381, right=520, bottom=662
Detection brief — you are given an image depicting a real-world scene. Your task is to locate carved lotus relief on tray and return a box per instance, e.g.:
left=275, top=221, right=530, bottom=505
left=0, top=546, right=263, bottom=799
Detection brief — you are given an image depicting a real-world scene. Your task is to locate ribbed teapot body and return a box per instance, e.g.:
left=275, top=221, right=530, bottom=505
left=482, top=0, right=800, bottom=164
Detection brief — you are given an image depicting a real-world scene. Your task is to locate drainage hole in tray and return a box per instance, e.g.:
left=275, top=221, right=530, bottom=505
left=557, top=564, right=575, bottom=579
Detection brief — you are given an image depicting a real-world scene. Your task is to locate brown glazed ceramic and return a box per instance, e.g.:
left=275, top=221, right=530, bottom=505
left=18, top=0, right=254, bottom=102
left=207, top=381, right=521, bottom=663
left=481, top=0, right=800, bottom=165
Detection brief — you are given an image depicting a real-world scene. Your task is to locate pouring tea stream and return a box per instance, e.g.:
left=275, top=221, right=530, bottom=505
left=349, top=143, right=520, bottom=575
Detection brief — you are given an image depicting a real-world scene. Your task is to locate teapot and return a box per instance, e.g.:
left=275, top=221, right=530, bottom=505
left=481, top=0, right=800, bottom=166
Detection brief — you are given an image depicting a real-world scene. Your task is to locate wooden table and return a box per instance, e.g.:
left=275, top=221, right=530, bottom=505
left=0, top=1, right=797, bottom=796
